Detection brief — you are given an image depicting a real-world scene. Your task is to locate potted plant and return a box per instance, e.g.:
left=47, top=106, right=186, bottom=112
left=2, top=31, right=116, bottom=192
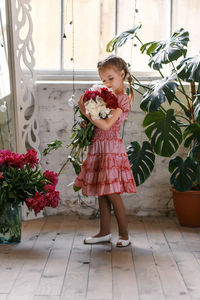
left=0, top=149, right=60, bottom=243
left=106, top=24, right=200, bottom=226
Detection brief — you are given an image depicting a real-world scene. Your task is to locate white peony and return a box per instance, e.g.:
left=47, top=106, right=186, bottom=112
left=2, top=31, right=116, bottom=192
left=90, top=84, right=113, bottom=93
left=90, top=84, right=104, bottom=92
left=84, top=96, right=112, bottom=120
left=85, top=99, right=100, bottom=120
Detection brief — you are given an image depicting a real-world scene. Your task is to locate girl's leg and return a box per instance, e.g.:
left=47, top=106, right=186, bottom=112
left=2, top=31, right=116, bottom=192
left=93, top=195, right=111, bottom=237
left=107, top=193, right=129, bottom=240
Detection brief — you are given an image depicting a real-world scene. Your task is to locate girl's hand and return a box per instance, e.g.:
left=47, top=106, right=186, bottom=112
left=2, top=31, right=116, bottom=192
left=78, top=95, right=87, bottom=116
left=80, top=120, right=87, bottom=128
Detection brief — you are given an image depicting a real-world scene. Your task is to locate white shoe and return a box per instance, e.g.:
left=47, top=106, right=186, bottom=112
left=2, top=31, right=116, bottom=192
left=116, top=237, right=131, bottom=247
left=84, top=234, right=112, bottom=244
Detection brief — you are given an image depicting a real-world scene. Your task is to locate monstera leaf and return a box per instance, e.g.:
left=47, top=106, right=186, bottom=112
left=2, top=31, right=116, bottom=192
left=169, top=156, right=198, bottom=191
left=183, top=123, right=200, bottom=147
left=140, top=77, right=178, bottom=112
left=194, top=95, right=200, bottom=121
left=106, top=23, right=142, bottom=52
left=177, top=55, right=200, bottom=82
left=143, top=109, right=182, bottom=157
left=183, top=123, right=200, bottom=162
left=127, top=141, right=155, bottom=186
left=140, top=28, right=189, bottom=70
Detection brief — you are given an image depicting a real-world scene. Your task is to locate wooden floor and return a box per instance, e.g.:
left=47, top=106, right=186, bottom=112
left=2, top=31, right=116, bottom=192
left=1, top=216, right=200, bottom=300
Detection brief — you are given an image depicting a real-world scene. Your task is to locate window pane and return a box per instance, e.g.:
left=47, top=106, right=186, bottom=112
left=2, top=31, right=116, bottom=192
left=117, top=0, right=171, bottom=72
left=172, top=0, right=200, bottom=56
left=30, top=0, right=61, bottom=70
left=63, top=0, right=115, bottom=70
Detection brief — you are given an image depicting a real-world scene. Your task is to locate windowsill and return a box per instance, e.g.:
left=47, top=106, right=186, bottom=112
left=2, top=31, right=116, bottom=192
left=33, top=70, right=160, bottom=83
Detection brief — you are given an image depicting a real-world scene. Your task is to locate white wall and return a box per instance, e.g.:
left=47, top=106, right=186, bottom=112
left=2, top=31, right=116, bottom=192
left=37, top=81, right=175, bottom=217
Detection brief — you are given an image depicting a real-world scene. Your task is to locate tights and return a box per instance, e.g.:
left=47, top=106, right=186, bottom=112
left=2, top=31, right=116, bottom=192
left=94, top=194, right=129, bottom=240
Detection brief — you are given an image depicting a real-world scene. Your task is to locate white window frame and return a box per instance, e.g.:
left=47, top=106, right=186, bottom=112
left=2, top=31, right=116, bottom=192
left=35, top=0, right=174, bottom=82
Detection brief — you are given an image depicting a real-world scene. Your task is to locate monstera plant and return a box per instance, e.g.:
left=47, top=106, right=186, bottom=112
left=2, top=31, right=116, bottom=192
left=107, top=24, right=200, bottom=194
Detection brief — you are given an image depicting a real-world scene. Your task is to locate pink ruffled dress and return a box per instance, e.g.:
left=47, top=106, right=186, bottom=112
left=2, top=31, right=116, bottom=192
left=74, top=93, right=137, bottom=196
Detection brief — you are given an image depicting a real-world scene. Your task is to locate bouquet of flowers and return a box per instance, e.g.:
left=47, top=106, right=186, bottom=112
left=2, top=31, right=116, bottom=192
left=83, top=85, right=118, bottom=120
left=0, top=149, right=60, bottom=215
left=43, top=85, right=118, bottom=175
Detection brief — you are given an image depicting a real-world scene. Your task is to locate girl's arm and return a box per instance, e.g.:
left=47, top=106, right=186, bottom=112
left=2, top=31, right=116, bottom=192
left=78, top=95, right=122, bottom=131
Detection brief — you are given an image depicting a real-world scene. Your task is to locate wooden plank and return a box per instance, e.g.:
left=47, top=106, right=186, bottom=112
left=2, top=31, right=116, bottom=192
left=86, top=217, right=112, bottom=300
left=0, top=217, right=45, bottom=294
left=112, top=245, right=139, bottom=300
left=129, top=218, right=165, bottom=300
left=35, top=216, right=77, bottom=296
left=158, top=217, right=200, bottom=298
left=87, top=243, right=112, bottom=300
left=6, top=216, right=62, bottom=300
left=112, top=217, right=139, bottom=300
left=61, top=217, right=113, bottom=300
left=143, top=217, right=190, bottom=300
left=60, top=218, right=94, bottom=300
left=177, top=224, right=200, bottom=252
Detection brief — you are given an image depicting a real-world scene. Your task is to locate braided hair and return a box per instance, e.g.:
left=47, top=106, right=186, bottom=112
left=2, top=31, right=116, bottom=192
left=97, top=55, right=134, bottom=103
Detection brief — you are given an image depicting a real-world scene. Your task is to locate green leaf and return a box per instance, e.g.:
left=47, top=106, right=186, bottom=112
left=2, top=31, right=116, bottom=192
left=193, top=93, right=200, bottom=121
left=2, top=181, right=8, bottom=188
left=177, top=55, right=200, bottom=82
left=140, top=77, right=178, bottom=112
left=106, top=23, right=142, bottom=52
left=73, top=185, right=81, bottom=192
left=143, top=109, right=182, bottom=157
left=68, top=155, right=82, bottom=175
left=143, top=28, right=189, bottom=70
left=43, top=140, right=63, bottom=156
left=169, top=156, right=198, bottom=191
left=127, top=141, right=155, bottom=186
left=140, top=41, right=158, bottom=55
left=183, top=123, right=200, bottom=162
left=183, top=123, right=200, bottom=147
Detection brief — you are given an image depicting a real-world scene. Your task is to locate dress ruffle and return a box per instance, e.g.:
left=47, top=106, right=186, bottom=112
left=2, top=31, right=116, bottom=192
left=74, top=93, right=136, bottom=196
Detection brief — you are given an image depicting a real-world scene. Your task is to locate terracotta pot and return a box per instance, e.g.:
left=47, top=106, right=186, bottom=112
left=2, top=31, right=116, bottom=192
left=171, top=188, right=200, bottom=227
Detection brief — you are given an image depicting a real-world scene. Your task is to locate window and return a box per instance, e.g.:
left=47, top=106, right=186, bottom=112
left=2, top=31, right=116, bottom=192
left=30, top=0, right=200, bottom=74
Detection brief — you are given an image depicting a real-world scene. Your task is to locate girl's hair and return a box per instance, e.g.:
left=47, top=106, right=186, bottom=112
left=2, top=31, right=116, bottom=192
left=97, top=55, right=134, bottom=103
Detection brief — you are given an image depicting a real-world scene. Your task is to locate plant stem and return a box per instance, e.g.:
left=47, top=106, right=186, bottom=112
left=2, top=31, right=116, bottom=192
left=58, top=158, right=70, bottom=176
left=132, top=80, right=152, bottom=91
left=175, top=114, right=191, bottom=123
left=135, top=35, right=144, bottom=46
left=158, top=68, right=164, bottom=78
left=171, top=61, right=193, bottom=107
left=131, top=87, right=144, bottom=95
left=190, top=81, right=195, bottom=123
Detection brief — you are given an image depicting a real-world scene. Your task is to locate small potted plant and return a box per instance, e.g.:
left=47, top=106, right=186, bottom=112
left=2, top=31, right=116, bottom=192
left=106, top=24, right=200, bottom=226
left=0, top=149, right=60, bottom=243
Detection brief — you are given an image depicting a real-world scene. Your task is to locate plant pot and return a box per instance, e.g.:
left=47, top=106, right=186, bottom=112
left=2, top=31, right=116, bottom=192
left=0, top=204, right=22, bottom=244
left=171, top=188, right=200, bottom=227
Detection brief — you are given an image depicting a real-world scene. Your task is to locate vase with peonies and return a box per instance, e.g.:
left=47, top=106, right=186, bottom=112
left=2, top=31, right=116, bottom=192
left=0, top=149, right=60, bottom=244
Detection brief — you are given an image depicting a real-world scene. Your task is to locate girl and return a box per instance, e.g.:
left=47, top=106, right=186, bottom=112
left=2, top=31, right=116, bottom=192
left=74, top=55, right=136, bottom=247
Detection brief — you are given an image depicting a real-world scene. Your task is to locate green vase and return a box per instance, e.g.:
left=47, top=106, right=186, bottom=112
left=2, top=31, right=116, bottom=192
left=0, top=204, right=22, bottom=244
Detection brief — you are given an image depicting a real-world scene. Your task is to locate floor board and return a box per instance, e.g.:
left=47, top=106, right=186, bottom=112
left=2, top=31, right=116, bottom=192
left=1, top=215, right=200, bottom=300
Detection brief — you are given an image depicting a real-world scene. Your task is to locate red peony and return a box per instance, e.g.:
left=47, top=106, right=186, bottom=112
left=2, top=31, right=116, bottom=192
left=0, top=150, right=24, bottom=168
left=83, top=90, right=100, bottom=102
left=23, top=149, right=39, bottom=168
left=43, top=170, right=58, bottom=185
left=99, top=88, right=118, bottom=109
